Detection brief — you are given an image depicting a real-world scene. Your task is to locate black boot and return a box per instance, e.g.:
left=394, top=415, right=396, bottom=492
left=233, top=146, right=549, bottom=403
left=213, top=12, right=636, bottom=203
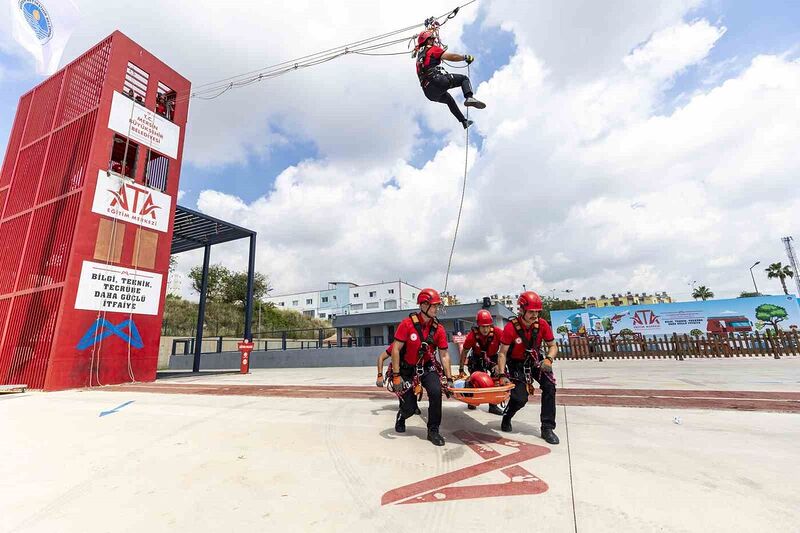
left=467, top=404, right=477, bottom=410
left=395, top=411, right=406, bottom=433
left=541, top=427, right=560, bottom=445
left=464, top=97, right=486, bottom=109
left=427, top=430, right=445, bottom=446
left=488, top=404, right=504, bottom=416
left=462, top=119, right=474, bottom=129
left=501, top=416, right=513, bottom=433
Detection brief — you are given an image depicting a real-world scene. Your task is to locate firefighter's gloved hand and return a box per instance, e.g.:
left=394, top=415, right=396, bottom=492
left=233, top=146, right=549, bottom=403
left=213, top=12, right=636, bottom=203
left=464, top=54, right=475, bottom=64
left=490, top=365, right=500, bottom=377
left=541, top=357, right=553, bottom=373
left=376, top=373, right=384, bottom=388
left=391, top=375, right=408, bottom=393
left=457, top=367, right=467, bottom=379
left=499, top=374, right=510, bottom=386
left=444, top=378, right=454, bottom=398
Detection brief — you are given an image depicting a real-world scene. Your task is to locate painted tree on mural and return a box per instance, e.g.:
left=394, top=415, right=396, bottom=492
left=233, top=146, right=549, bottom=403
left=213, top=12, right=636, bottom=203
left=755, top=304, right=788, bottom=332
left=556, top=325, right=569, bottom=338
left=690, top=328, right=703, bottom=337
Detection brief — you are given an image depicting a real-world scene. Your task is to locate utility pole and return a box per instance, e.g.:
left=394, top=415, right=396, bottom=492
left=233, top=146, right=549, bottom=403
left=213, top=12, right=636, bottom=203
left=782, top=236, right=800, bottom=296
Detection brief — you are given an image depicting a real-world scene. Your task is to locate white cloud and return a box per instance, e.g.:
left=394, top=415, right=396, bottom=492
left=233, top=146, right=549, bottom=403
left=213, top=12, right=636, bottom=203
left=6, top=1, right=798, bottom=304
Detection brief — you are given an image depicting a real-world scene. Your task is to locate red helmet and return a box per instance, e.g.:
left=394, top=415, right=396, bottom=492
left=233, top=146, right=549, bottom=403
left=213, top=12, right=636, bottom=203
left=417, top=288, right=442, bottom=306
left=417, top=30, right=434, bottom=46
left=469, top=371, right=494, bottom=388
left=476, top=310, right=493, bottom=327
left=518, top=291, right=543, bottom=313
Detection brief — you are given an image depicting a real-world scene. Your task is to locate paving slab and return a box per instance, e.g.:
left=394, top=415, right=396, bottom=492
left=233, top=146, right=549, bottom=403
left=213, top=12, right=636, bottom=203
left=1, top=358, right=798, bottom=532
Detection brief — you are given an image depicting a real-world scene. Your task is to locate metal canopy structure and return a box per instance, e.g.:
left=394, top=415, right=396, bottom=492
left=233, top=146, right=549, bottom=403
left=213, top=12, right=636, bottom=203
left=171, top=205, right=255, bottom=254
left=171, top=205, right=257, bottom=372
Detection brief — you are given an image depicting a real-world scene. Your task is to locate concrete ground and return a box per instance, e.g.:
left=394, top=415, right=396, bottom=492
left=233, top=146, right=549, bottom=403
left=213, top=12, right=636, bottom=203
left=1, top=358, right=799, bottom=533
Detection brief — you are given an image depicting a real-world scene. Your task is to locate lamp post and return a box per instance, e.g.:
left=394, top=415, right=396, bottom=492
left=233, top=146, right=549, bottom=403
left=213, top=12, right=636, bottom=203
left=749, top=261, right=761, bottom=294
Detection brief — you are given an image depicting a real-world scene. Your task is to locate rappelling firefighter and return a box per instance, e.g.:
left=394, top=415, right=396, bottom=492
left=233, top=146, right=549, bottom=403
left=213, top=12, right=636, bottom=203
left=390, top=288, right=454, bottom=446
left=496, top=291, right=560, bottom=445
left=415, top=29, right=486, bottom=129
left=459, top=309, right=504, bottom=415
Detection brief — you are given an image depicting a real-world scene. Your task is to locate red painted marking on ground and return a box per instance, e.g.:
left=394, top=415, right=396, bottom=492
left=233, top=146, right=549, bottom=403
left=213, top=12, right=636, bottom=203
left=104, top=383, right=800, bottom=413
left=381, top=431, right=549, bottom=505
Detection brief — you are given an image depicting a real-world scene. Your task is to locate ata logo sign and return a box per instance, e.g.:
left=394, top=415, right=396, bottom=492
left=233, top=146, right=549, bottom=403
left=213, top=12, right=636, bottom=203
left=632, top=309, right=660, bottom=327
left=109, top=182, right=161, bottom=219
left=92, top=171, right=172, bottom=233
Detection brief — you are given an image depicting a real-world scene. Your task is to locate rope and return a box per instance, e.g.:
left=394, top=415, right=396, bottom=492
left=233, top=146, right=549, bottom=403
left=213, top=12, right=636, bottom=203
left=443, top=64, right=470, bottom=295
left=562, top=369, right=579, bottom=533
left=173, top=1, right=479, bottom=103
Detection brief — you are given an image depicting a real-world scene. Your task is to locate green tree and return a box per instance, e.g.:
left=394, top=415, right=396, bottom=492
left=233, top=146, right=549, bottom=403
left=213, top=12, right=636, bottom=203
left=189, top=264, right=231, bottom=301
left=619, top=328, right=634, bottom=336
left=738, top=291, right=760, bottom=298
left=765, top=262, right=794, bottom=295
left=690, top=328, right=703, bottom=337
left=755, top=304, right=788, bottom=332
left=556, top=325, right=569, bottom=338
left=541, top=297, right=581, bottom=322
left=692, top=285, right=714, bottom=301
left=221, top=271, right=272, bottom=305
left=601, top=317, right=613, bottom=332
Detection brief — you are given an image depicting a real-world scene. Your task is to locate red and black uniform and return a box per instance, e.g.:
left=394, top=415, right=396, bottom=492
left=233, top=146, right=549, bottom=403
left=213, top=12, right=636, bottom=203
left=463, top=326, right=503, bottom=374
left=500, top=317, right=557, bottom=430
left=393, top=312, right=449, bottom=432
left=416, top=44, right=473, bottom=124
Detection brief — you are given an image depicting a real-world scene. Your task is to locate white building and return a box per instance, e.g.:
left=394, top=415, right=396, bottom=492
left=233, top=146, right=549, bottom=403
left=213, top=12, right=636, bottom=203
left=265, top=280, right=421, bottom=320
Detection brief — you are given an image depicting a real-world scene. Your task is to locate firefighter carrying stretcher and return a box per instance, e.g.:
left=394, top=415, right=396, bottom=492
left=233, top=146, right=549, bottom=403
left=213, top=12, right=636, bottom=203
left=459, top=309, right=504, bottom=415
left=390, top=288, right=454, bottom=446
left=496, top=291, right=560, bottom=445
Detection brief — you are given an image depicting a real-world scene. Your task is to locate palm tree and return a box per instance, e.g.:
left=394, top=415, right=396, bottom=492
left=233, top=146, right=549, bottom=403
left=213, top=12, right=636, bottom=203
left=692, top=285, right=714, bottom=301
left=765, top=262, right=794, bottom=295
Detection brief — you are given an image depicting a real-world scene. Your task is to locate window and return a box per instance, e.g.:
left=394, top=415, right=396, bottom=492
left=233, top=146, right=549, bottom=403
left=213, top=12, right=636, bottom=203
left=145, top=150, right=169, bottom=191
left=384, top=300, right=397, bottom=310
left=306, top=298, right=313, bottom=305
left=369, top=291, right=376, bottom=297
left=351, top=303, right=363, bottom=311
left=388, top=289, right=394, bottom=294
left=303, top=310, right=315, bottom=318
left=292, top=300, right=298, bottom=306
left=333, top=296, right=337, bottom=300
left=411, top=293, right=416, bottom=300
left=156, top=81, right=176, bottom=121
left=366, top=302, right=379, bottom=309
left=319, top=313, right=326, bottom=319
left=322, top=296, right=329, bottom=303
left=279, top=302, right=284, bottom=307
left=353, top=293, right=359, bottom=298
left=109, top=134, right=138, bottom=179
left=124, top=62, right=149, bottom=103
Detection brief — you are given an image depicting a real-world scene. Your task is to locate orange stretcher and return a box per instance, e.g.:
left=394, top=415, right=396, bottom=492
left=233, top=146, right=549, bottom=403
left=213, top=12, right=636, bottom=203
left=447, top=383, right=514, bottom=407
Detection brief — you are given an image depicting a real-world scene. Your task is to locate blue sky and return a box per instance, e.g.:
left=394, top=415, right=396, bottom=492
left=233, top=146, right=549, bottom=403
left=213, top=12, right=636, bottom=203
left=2, top=0, right=800, bottom=302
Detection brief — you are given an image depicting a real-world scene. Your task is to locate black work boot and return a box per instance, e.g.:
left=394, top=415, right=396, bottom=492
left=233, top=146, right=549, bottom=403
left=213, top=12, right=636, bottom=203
left=501, top=416, right=513, bottom=433
left=464, top=97, right=486, bottom=109
left=462, top=119, right=474, bottom=129
left=395, top=411, right=406, bottom=433
left=427, top=430, right=445, bottom=446
left=415, top=407, right=422, bottom=415
left=488, top=404, right=504, bottom=416
left=541, top=427, right=560, bottom=445
left=467, top=404, right=477, bottom=410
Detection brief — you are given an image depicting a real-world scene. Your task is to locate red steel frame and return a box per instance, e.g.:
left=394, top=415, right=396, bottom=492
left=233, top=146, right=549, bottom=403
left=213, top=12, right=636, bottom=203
left=0, top=31, right=190, bottom=390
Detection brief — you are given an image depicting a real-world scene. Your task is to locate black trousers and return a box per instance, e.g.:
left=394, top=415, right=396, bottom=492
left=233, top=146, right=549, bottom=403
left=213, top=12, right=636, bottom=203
left=467, top=355, right=496, bottom=375
left=398, top=368, right=442, bottom=432
left=505, top=361, right=557, bottom=430
left=423, top=73, right=473, bottom=123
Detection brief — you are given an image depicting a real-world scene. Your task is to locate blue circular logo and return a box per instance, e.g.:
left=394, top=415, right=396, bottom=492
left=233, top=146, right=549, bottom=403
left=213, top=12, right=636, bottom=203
left=19, top=0, right=52, bottom=44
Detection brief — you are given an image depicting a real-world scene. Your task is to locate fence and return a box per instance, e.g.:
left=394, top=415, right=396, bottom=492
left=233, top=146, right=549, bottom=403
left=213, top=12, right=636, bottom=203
left=557, top=331, right=800, bottom=360
left=171, top=328, right=339, bottom=355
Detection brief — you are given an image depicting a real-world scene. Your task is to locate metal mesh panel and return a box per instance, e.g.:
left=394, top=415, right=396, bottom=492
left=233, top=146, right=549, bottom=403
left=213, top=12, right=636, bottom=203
left=57, top=37, right=112, bottom=127
left=17, top=192, right=81, bottom=290
left=0, top=189, right=7, bottom=218
left=0, top=93, right=33, bottom=188
left=0, top=287, right=63, bottom=388
left=21, top=71, right=63, bottom=147
left=37, top=110, right=97, bottom=204
left=0, top=214, right=31, bottom=295
left=4, top=137, right=48, bottom=218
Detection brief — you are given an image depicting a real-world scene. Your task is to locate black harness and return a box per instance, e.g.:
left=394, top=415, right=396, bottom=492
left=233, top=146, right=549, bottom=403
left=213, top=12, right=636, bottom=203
left=416, top=45, right=447, bottom=86
left=467, top=326, right=496, bottom=372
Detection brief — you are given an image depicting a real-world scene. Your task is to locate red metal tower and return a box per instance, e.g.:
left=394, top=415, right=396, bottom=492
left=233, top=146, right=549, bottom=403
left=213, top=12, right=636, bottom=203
left=0, top=31, right=190, bottom=390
